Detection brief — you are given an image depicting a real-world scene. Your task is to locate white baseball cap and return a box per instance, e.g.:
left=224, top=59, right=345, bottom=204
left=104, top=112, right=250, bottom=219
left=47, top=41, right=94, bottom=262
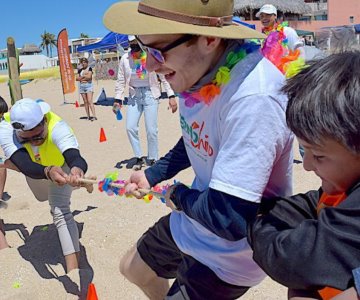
left=128, top=35, right=136, bottom=42
left=10, top=98, right=50, bottom=131
left=256, top=4, right=277, bottom=18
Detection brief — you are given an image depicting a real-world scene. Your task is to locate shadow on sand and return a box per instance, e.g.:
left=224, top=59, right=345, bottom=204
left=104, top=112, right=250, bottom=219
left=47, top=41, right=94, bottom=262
left=5, top=206, right=97, bottom=299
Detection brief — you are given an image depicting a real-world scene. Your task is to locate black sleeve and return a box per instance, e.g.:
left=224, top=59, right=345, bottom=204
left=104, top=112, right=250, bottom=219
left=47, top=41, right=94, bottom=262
left=10, top=148, right=46, bottom=179
left=144, top=137, right=191, bottom=187
left=248, top=189, right=360, bottom=291
left=63, top=148, right=88, bottom=173
left=172, top=184, right=259, bottom=241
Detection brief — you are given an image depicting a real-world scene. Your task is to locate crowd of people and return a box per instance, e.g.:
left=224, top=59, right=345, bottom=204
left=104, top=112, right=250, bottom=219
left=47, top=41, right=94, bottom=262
left=1, top=0, right=360, bottom=299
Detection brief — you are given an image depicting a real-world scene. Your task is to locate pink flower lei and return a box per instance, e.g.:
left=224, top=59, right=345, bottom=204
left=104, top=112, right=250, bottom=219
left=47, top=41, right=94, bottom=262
left=261, top=22, right=306, bottom=78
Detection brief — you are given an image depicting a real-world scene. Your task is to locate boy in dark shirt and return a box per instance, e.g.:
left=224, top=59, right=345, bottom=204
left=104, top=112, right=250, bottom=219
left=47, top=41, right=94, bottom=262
left=249, top=51, right=360, bottom=300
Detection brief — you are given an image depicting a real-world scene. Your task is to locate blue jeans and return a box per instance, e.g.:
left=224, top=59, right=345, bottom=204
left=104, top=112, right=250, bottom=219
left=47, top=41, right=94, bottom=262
left=126, top=87, right=159, bottom=160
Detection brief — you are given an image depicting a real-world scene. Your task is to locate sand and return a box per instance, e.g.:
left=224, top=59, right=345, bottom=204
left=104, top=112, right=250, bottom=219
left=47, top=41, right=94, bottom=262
left=0, top=78, right=320, bottom=300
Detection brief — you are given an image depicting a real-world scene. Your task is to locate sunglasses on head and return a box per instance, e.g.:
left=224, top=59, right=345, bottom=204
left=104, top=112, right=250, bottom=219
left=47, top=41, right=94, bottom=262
left=12, top=118, right=45, bottom=131
left=135, top=35, right=194, bottom=64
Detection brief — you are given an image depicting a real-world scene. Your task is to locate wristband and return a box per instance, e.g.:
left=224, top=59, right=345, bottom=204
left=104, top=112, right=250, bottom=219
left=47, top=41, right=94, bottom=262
left=44, top=165, right=55, bottom=181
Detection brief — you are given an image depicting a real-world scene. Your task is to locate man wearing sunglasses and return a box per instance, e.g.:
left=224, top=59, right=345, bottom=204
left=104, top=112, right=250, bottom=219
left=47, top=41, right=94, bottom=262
left=0, top=98, right=89, bottom=274
left=104, top=0, right=294, bottom=299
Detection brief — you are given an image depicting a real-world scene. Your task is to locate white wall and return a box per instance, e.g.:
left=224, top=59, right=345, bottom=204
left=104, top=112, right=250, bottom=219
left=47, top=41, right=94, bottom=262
left=19, top=54, right=57, bottom=70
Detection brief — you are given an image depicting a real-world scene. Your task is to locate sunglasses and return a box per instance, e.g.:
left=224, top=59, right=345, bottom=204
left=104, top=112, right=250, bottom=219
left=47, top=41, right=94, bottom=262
left=14, top=118, right=46, bottom=144
left=18, top=130, right=46, bottom=144
left=12, top=118, right=45, bottom=131
left=135, top=35, right=194, bottom=64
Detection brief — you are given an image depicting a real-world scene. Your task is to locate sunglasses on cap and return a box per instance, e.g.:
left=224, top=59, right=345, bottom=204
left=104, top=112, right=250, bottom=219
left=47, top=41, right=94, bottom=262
left=12, top=118, right=45, bottom=131
left=135, top=35, right=194, bottom=64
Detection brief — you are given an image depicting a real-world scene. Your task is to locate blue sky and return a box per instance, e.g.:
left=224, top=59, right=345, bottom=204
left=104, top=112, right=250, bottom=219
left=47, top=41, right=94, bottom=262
left=0, top=0, right=121, bottom=51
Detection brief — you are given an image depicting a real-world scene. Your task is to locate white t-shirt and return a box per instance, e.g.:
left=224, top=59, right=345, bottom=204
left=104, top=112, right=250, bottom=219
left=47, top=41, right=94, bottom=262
left=0, top=118, right=79, bottom=161
left=284, top=27, right=305, bottom=56
left=170, top=53, right=294, bottom=287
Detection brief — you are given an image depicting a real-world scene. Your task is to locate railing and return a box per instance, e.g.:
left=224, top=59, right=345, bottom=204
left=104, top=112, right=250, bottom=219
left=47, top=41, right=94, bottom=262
left=306, top=2, right=328, bottom=12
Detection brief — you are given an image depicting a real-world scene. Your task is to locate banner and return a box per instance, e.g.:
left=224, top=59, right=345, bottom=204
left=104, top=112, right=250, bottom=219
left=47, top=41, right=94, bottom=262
left=57, top=28, right=75, bottom=94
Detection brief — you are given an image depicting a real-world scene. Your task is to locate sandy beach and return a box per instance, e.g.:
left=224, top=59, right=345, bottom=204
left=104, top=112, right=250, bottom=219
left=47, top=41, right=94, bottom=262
left=0, top=78, right=320, bottom=300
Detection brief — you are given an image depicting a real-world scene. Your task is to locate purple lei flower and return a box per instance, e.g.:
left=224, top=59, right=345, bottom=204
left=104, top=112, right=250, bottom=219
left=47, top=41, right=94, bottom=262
left=180, top=91, right=201, bottom=108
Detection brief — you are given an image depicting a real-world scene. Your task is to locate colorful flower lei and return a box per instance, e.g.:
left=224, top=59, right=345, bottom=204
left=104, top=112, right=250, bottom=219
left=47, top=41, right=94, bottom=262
left=261, top=22, right=305, bottom=78
left=97, top=171, right=170, bottom=204
left=180, top=43, right=260, bottom=108
left=131, top=50, right=147, bottom=79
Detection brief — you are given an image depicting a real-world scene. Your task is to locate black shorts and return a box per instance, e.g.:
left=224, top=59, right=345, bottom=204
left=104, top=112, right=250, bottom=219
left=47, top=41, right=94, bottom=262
left=137, top=214, right=250, bottom=300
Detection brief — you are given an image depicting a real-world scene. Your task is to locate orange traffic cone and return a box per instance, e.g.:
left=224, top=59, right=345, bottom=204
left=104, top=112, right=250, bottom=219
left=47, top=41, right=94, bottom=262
left=86, top=283, right=98, bottom=300
left=75, top=100, right=79, bottom=108
left=99, top=127, right=107, bottom=143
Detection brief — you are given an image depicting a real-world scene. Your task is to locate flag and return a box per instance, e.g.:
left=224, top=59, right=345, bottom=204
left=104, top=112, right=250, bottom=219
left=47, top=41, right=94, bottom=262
left=57, top=29, right=75, bottom=94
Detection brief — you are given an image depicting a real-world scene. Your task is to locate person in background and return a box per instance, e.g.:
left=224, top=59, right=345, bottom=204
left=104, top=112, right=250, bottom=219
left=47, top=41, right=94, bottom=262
left=256, top=4, right=306, bottom=158
left=0, top=98, right=90, bottom=273
left=256, top=4, right=304, bottom=55
left=0, top=96, right=10, bottom=202
left=104, top=0, right=293, bottom=298
left=113, top=35, right=176, bottom=169
left=249, top=51, right=360, bottom=300
left=76, top=57, right=97, bottom=121
left=0, top=96, right=10, bottom=250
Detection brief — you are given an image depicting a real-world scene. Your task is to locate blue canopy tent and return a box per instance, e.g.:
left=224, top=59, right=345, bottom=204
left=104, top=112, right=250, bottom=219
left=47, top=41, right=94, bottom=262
left=232, top=17, right=256, bottom=30
left=77, top=32, right=129, bottom=52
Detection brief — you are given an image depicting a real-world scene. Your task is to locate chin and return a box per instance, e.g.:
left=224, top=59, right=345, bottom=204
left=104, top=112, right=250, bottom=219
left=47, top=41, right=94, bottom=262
left=322, top=184, right=341, bottom=195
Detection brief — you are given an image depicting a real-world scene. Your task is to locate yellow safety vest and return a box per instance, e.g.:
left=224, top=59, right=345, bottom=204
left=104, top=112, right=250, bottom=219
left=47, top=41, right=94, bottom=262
left=4, top=111, right=65, bottom=166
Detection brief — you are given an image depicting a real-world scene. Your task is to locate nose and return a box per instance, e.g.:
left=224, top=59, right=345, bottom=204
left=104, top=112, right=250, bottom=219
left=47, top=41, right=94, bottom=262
left=302, top=150, right=314, bottom=172
left=145, top=52, right=161, bottom=72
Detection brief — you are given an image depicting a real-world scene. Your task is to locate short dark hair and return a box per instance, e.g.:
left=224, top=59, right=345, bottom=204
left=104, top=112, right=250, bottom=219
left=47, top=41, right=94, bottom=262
left=284, top=51, right=360, bottom=154
left=0, top=96, right=8, bottom=114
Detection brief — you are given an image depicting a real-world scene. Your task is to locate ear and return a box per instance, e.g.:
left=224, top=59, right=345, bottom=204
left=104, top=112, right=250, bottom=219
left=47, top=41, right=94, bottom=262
left=197, top=36, right=223, bottom=55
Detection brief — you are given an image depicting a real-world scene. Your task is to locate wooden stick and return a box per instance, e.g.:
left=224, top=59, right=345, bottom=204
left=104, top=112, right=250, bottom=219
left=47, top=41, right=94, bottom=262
left=7, top=37, right=23, bottom=105
left=78, top=178, right=124, bottom=188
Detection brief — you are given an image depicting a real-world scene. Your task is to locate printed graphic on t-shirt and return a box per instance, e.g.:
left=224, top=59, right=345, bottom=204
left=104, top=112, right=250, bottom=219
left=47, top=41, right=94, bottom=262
left=180, top=114, right=214, bottom=162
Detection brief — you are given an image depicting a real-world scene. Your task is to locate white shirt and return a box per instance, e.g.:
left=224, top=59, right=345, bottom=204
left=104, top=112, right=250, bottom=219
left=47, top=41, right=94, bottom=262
left=284, top=27, right=305, bottom=58
left=170, top=53, right=294, bottom=286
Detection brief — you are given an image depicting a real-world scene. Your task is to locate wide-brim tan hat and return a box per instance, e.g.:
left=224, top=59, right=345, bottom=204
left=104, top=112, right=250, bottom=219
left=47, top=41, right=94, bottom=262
left=104, top=0, right=265, bottom=40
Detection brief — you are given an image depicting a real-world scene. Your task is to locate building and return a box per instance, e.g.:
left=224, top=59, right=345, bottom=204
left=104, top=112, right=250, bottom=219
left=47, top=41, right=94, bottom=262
left=0, top=46, right=57, bottom=75
left=0, top=37, right=101, bottom=74
left=291, top=0, right=360, bottom=32
left=238, top=0, right=360, bottom=33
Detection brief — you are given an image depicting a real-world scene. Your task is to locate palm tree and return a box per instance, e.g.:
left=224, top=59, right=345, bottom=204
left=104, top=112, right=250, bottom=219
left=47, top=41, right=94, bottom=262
left=40, top=31, right=57, bottom=57
left=80, top=33, right=89, bottom=38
